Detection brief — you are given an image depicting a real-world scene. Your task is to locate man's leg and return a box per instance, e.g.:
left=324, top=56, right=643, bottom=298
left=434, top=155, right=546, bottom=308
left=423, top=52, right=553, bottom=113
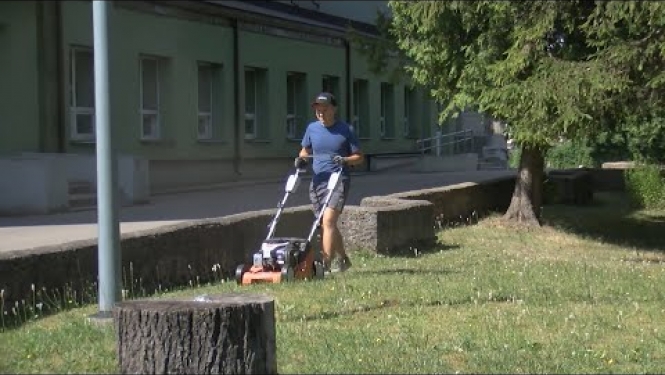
left=321, top=207, right=343, bottom=264
left=310, top=177, right=351, bottom=271
left=310, top=182, right=332, bottom=267
left=322, top=178, right=351, bottom=271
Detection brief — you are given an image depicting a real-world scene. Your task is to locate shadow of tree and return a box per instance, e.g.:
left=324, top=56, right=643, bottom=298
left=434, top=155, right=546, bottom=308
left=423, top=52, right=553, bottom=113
left=382, top=243, right=461, bottom=258
left=354, top=267, right=456, bottom=277
left=282, top=294, right=517, bottom=323
left=542, top=192, right=665, bottom=253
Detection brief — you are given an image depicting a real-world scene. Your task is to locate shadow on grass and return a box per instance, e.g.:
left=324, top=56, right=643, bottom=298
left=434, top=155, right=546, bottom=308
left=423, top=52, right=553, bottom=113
left=354, top=268, right=455, bottom=277
left=381, top=243, right=461, bottom=258
left=282, top=294, right=519, bottom=323
left=542, top=191, right=665, bottom=253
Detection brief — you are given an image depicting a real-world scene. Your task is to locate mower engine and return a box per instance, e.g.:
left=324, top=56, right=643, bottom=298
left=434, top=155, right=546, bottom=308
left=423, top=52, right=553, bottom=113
left=252, top=238, right=306, bottom=271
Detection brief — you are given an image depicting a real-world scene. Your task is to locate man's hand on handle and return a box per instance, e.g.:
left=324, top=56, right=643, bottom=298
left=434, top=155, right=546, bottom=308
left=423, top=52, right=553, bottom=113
left=294, top=156, right=309, bottom=169
left=332, top=155, right=347, bottom=166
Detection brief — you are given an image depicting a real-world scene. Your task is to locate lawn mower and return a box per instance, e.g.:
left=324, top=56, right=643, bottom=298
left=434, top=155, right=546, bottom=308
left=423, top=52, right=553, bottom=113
left=235, top=159, right=343, bottom=285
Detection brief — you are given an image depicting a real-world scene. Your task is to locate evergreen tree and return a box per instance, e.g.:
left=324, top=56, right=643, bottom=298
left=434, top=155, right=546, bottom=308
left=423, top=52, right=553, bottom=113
left=352, top=1, right=665, bottom=226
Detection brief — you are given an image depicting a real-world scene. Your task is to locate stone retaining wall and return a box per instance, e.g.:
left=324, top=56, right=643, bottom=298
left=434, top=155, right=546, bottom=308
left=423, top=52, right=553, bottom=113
left=0, top=175, right=517, bottom=312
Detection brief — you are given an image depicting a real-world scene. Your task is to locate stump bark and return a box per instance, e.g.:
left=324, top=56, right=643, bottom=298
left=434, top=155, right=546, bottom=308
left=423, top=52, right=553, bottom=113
left=113, top=293, right=276, bottom=374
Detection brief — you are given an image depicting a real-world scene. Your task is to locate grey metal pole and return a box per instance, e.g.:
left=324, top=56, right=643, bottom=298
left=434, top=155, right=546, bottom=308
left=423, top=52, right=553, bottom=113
left=92, top=0, right=121, bottom=320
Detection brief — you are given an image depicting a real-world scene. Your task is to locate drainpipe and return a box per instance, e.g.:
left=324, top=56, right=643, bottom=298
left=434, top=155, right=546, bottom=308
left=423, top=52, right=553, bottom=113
left=232, top=18, right=241, bottom=176
left=55, top=0, right=65, bottom=152
left=36, top=1, right=45, bottom=152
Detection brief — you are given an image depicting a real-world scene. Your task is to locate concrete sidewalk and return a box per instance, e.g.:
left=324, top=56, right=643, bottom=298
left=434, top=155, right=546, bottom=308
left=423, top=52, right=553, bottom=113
left=0, top=169, right=516, bottom=254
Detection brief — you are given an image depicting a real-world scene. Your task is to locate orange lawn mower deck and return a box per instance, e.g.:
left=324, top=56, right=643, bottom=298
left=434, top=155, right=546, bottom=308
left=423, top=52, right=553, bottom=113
left=234, top=160, right=342, bottom=286
left=236, top=238, right=323, bottom=285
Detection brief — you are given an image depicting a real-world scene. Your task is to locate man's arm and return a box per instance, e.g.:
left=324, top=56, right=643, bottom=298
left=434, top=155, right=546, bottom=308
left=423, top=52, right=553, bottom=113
left=343, top=151, right=364, bottom=166
left=344, top=126, right=364, bottom=166
left=299, top=147, right=312, bottom=158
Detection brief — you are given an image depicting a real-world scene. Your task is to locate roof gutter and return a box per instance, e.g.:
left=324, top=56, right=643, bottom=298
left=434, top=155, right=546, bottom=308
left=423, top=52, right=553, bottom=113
left=153, top=0, right=380, bottom=41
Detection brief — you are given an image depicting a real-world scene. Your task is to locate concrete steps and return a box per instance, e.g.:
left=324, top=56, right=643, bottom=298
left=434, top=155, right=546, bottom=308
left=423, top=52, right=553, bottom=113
left=68, top=180, right=96, bottom=211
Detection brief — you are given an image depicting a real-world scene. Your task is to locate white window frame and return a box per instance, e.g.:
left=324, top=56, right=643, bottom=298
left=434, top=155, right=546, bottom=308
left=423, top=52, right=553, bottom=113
left=198, top=113, right=213, bottom=140
left=322, top=75, right=338, bottom=96
left=140, top=56, right=161, bottom=141
left=286, top=72, right=301, bottom=140
left=69, top=47, right=95, bottom=141
left=380, top=84, right=389, bottom=137
left=352, top=80, right=361, bottom=136
left=197, top=63, right=214, bottom=140
left=244, top=113, right=256, bottom=140
left=244, top=68, right=257, bottom=140
left=286, top=115, right=297, bottom=139
left=403, top=87, right=412, bottom=137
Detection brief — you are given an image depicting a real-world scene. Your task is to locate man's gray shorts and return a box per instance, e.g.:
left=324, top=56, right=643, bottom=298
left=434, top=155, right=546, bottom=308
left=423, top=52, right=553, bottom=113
left=309, top=176, right=350, bottom=214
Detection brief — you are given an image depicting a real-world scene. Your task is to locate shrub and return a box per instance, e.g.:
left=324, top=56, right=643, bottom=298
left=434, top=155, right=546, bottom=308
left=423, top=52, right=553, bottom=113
left=508, top=139, right=596, bottom=170
left=624, top=163, right=665, bottom=209
left=507, top=147, right=521, bottom=168
left=625, top=115, right=665, bottom=164
left=546, top=139, right=595, bottom=169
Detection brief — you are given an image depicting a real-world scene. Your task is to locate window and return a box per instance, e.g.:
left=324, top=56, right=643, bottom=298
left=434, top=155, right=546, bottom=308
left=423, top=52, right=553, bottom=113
left=69, top=47, right=95, bottom=141
left=244, top=68, right=257, bottom=139
left=140, top=56, right=161, bottom=140
left=197, top=62, right=222, bottom=140
left=322, top=75, right=339, bottom=98
left=403, top=86, right=416, bottom=137
left=380, top=82, right=394, bottom=138
left=286, top=72, right=307, bottom=140
left=352, top=79, right=370, bottom=139
left=244, top=67, right=268, bottom=140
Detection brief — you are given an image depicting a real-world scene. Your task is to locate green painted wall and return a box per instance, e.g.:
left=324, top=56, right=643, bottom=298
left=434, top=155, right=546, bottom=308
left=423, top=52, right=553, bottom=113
left=61, top=2, right=235, bottom=160
left=349, top=45, right=436, bottom=154
left=0, top=1, right=40, bottom=154
left=3, top=1, right=438, bottom=161
left=238, top=30, right=346, bottom=158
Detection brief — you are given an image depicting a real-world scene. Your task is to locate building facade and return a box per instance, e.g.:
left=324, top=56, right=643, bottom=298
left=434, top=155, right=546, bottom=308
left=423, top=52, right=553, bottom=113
left=0, top=0, right=447, bottom=194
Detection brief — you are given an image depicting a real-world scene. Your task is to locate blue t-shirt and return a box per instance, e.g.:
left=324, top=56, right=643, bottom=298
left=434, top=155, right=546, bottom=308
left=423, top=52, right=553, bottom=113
left=301, top=120, right=361, bottom=185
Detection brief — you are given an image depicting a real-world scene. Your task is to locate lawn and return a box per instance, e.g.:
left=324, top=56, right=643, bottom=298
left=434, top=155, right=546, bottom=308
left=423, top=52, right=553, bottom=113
left=1, top=192, right=664, bottom=374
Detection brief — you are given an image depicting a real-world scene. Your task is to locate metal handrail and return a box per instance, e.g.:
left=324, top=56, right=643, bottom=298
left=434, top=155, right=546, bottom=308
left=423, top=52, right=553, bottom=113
left=415, top=129, right=473, bottom=145
left=416, top=129, right=475, bottom=156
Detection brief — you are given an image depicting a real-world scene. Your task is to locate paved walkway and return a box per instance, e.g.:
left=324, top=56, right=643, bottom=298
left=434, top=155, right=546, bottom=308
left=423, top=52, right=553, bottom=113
left=0, top=169, right=515, bottom=254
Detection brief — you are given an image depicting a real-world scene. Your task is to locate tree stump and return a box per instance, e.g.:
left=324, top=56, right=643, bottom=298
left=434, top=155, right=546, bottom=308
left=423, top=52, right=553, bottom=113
left=113, top=293, right=276, bottom=374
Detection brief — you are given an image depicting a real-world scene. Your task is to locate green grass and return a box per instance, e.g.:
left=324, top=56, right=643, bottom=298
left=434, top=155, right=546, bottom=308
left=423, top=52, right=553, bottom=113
left=2, top=192, right=665, bottom=374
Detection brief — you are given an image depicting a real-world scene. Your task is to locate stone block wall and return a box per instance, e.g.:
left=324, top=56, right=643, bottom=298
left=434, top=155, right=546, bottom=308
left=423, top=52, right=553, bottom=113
left=547, top=169, right=594, bottom=205
left=389, top=176, right=516, bottom=225
left=0, top=175, right=517, bottom=314
left=340, top=197, right=436, bottom=255
left=590, top=166, right=627, bottom=191
left=0, top=209, right=314, bottom=310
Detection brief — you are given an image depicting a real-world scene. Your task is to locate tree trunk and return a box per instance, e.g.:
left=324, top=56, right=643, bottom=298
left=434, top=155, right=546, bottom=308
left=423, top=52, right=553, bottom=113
left=503, top=146, right=545, bottom=226
left=114, top=293, right=277, bottom=375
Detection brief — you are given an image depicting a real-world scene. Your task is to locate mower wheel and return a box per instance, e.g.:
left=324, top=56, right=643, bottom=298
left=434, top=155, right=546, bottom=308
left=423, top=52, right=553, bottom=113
left=235, top=264, right=246, bottom=285
left=281, top=266, right=294, bottom=282
left=313, top=261, right=325, bottom=280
